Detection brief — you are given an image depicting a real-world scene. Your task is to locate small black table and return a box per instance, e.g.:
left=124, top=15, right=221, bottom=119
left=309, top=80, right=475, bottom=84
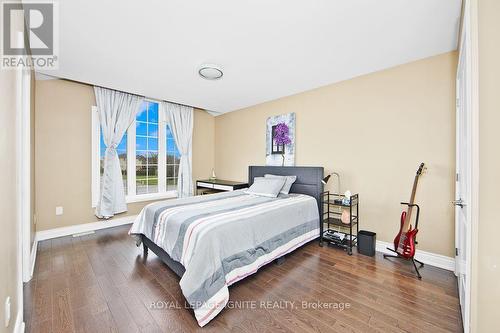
left=321, top=192, right=359, bottom=255
left=196, top=179, right=248, bottom=195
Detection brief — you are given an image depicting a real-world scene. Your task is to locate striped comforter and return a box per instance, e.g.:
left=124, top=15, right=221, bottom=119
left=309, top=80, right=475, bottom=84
left=129, top=189, right=320, bottom=327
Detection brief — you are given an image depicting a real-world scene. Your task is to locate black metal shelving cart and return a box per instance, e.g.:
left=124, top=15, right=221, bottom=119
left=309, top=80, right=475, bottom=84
left=320, top=192, right=359, bottom=255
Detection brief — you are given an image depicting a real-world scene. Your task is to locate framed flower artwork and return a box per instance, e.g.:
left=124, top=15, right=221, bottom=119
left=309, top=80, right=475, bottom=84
left=266, top=113, right=295, bottom=166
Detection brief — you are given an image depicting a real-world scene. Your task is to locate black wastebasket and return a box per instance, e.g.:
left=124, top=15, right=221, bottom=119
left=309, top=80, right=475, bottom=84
left=357, top=230, right=376, bottom=256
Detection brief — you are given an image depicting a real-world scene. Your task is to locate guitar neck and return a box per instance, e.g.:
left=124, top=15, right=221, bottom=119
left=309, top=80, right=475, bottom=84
left=403, top=176, right=420, bottom=230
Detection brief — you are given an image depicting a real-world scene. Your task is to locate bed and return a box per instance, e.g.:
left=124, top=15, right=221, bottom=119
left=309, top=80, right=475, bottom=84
left=129, top=165, right=324, bottom=327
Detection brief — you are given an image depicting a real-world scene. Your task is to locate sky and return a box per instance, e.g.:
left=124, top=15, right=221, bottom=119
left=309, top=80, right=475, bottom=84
left=100, top=101, right=180, bottom=159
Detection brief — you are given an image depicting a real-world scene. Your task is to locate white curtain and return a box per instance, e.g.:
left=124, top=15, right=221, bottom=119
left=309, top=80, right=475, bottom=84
left=164, top=102, right=194, bottom=198
left=95, top=86, right=143, bottom=218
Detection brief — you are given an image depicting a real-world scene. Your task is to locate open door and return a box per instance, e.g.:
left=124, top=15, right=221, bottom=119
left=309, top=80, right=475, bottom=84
left=455, top=3, right=473, bottom=332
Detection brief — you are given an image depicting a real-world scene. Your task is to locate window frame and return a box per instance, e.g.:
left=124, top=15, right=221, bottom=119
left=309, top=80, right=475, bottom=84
left=91, top=99, right=178, bottom=207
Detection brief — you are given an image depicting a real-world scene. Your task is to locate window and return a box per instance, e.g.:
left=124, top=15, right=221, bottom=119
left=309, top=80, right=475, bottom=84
left=92, top=100, right=180, bottom=206
left=136, top=102, right=159, bottom=194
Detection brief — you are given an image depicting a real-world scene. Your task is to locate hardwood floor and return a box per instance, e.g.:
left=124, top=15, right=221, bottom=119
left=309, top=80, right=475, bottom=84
left=24, top=224, right=463, bottom=332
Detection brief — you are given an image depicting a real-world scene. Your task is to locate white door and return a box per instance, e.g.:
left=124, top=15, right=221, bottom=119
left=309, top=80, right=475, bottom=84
left=455, top=4, right=472, bottom=332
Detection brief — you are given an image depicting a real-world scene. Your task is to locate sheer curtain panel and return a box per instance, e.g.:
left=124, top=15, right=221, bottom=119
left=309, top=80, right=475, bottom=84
left=94, top=86, right=144, bottom=218
left=164, top=102, right=194, bottom=198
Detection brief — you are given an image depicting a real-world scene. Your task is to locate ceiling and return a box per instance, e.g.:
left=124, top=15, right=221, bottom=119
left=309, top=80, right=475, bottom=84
left=37, top=0, right=462, bottom=114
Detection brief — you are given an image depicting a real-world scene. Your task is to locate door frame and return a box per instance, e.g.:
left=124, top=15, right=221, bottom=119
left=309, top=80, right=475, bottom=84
left=455, top=1, right=480, bottom=332
left=20, top=67, right=32, bottom=283
left=14, top=32, right=31, bottom=332
left=15, top=31, right=34, bottom=332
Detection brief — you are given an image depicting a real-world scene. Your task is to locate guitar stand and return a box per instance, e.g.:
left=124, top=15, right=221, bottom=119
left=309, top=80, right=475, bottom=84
left=383, top=248, right=424, bottom=279
left=383, top=202, right=424, bottom=280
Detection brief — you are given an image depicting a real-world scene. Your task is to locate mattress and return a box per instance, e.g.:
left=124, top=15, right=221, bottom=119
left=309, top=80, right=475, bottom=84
left=129, top=189, right=319, bottom=327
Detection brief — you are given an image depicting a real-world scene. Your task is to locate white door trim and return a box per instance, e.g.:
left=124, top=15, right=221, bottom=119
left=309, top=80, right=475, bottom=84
left=456, top=1, right=480, bottom=332
left=21, top=68, right=32, bottom=283
left=15, top=31, right=26, bottom=332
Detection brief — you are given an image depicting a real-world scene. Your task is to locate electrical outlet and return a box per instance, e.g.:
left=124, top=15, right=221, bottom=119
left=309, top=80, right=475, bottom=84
left=55, top=206, right=63, bottom=216
left=5, top=296, right=10, bottom=327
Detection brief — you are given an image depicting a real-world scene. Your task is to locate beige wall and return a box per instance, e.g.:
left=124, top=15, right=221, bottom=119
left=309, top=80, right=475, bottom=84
left=215, top=52, right=457, bottom=257
left=474, top=0, right=500, bottom=330
left=193, top=107, right=215, bottom=182
left=35, top=79, right=214, bottom=231
left=0, top=46, right=20, bottom=333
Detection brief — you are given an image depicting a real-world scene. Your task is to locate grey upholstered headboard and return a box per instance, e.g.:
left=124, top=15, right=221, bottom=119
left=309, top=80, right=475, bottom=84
left=248, top=165, right=324, bottom=218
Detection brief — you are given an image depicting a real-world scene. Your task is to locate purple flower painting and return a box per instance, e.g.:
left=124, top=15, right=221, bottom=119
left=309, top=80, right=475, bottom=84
left=273, top=123, right=291, bottom=146
left=266, top=113, right=295, bottom=167
left=273, top=122, right=291, bottom=166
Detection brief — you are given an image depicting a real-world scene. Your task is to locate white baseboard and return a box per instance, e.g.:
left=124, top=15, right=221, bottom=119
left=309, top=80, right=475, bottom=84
left=13, top=310, right=24, bottom=333
left=376, top=240, right=455, bottom=271
left=29, top=236, right=37, bottom=280
left=36, top=214, right=137, bottom=241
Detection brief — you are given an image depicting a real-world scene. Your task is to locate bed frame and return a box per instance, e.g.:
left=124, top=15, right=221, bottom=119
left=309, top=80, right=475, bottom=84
left=140, top=165, right=324, bottom=278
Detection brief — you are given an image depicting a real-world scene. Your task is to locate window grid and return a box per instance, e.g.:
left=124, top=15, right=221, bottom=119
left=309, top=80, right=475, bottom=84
left=136, top=102, right=158, bottom=195
left=97, top=100, right=181, bottom=202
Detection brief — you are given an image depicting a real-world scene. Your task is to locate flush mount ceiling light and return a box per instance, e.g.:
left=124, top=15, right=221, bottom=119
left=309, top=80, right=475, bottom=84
left=198, top=64, right=223, bottom=80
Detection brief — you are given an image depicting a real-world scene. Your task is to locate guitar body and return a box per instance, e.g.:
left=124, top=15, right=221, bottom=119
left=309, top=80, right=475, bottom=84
left=393, top=211, right=419, bottom=258
left=398, top=227, right=418, bottom=258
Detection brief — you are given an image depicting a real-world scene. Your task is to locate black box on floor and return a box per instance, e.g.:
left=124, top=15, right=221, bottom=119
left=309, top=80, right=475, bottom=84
left=357, top=230, right=376, bottom=256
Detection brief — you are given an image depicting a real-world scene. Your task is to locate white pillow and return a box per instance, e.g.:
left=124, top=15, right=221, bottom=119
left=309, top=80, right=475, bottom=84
left=246, top=177, right=286, bottom=198
left=264, top=174, right=297, bottom=195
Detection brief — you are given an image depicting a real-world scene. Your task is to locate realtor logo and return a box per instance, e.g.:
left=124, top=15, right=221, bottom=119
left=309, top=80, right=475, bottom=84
left=1, top=0, right=58, bottom=69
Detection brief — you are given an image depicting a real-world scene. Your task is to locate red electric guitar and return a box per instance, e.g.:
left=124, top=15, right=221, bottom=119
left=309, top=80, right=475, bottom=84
left=394, top=163, right=425, bottom=257
left=385, top=163, right=426, bottom=278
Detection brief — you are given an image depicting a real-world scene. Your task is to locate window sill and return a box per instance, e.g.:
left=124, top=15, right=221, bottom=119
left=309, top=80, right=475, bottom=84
left=126, top=191, right=178, bottom=204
